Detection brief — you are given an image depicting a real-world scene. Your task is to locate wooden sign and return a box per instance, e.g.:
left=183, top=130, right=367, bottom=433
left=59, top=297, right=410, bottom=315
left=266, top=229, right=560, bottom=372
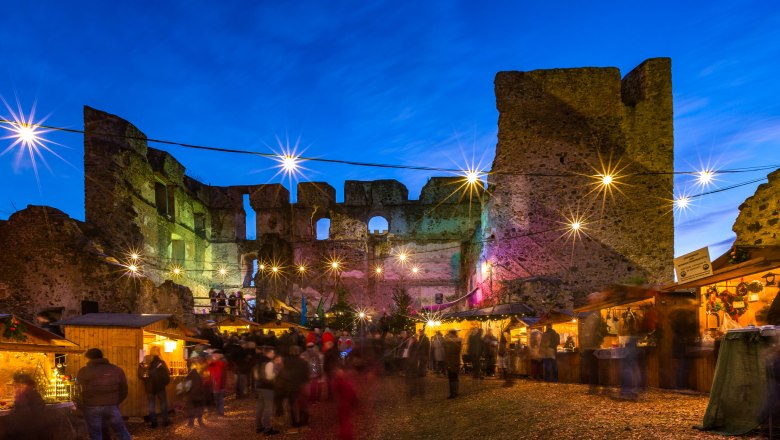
left=674, top=247, right=713, bottom=283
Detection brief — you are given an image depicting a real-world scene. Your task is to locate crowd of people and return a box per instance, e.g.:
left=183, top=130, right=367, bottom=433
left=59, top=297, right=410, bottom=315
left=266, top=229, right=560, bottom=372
left=2, top=322, right=567, bottom=440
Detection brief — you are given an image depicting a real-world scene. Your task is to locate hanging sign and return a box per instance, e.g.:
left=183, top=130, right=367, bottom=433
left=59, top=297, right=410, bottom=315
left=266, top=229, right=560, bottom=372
left=674, top=247, right=713, bottom=283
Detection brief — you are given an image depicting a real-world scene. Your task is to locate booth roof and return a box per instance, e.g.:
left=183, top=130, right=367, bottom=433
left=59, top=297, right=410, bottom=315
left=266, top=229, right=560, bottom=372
left=55, top=313, right=172, bottom=328
left=214, top=316, right=261, bottom=328
left=575, top=285, right=659, bottom=312
left=663, top=245, right=780, bottom=290
left=442, top=303, right=534, bottom=320
left=0, top=314, right=81, bottom=352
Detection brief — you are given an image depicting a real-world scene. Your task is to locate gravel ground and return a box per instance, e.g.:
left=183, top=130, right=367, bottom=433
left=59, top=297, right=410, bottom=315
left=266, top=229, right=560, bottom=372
left=129, top=375, right=763, bottom=440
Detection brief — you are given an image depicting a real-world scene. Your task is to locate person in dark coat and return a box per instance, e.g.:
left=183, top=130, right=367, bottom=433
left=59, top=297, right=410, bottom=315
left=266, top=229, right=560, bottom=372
left=5, top=372, right=53, bottom=440
left=280, top=346, right=311, bottom=433
left=444, top=330, right=463, bottom=399
left=183, top=355, right=207, bottom=427
left=77, top=348, right=131, bottom=440
left=228, top=292, right=237, bottom=315
left=467, top=328, right=485, bottom=379
left=217, top=289, right=227, bottom=313
left=254, top=346, right=280, bottom=435
left=209, top=288, right=218, bottom=313
left=483, top=329, right=499, bottom=377
left=137, top=346, right=171, bottom=427
left=323, top=340, right=340, bottom=400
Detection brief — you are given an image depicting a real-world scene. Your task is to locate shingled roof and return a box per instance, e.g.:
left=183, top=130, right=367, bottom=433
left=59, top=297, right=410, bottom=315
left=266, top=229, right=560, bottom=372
left=55, top=313, right=172, bottom=328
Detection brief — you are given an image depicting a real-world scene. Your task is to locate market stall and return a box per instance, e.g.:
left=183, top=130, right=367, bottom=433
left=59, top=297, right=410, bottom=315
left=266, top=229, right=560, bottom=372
left=434, top=303, right=535, bottom=376
left=213, top=316, right=263, bottom=335
left=532, top=310, right=584, bottom=383
left=0, top=313, right=82, bottom=438
left=664, top=245, right=780, bottom=392
left=57, top=313, right=206, bottom=418
left=575, top=285, right=697, bottom=389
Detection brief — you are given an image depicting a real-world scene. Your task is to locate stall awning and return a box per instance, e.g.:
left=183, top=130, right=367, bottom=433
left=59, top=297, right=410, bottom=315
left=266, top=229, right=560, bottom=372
left=0, top=314, right=81, bottom=352
left=533, top=309, right=586, bottom=327
left=663, top=257, right=777, bottom=290
left=662, top=245, right=780, bottom=290
left=441, top=302, right=534, bottom=321
left=213, top=316, right=262, bottom=329
left=575, top=285, right=659, bottom=313
left=145, top=330, right=208, bottom=344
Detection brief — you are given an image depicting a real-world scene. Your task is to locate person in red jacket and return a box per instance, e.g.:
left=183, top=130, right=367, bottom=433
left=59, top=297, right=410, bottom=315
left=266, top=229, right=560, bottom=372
left=321, top=327, right=335, bottom=349
left=333, top=367, right=358, bottom=440
left=206, top=351, right=228, bottom=416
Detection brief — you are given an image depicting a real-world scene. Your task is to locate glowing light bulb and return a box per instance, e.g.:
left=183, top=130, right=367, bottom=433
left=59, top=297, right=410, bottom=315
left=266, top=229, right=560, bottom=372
left=427, top=320, right=435, bottom=327
left=375, top=267, right=383, bottom=274
left=570, top=221, right=581, bottom=231
left=128, top=264, right=138, bottom=273
left=259, top=264, right=265, bottom=271
left=697, top=170, right=715, bottom=186
left=298, top=265, right=306, bottom=273
left=601, top=175, right=613, bottom=186
left=466, top=171, right=479, bottom=185
left=399, top=253, right=407, bottom=262
left=411, top=266, right=420, bottom=274
left=281, top=155, right=298, bottom=172
left=130, top=253, right=139, bottom=261
left=219, top=268, right=227, bottom=276
left=272, top=266, right=279, bottom=273
left=675, top=196, right=690, bottom=209
left=331, top=261, right=339, bottom=269
left=358, top=312, right=366, bottom=319
left=172, top=267, right=181, bottom=275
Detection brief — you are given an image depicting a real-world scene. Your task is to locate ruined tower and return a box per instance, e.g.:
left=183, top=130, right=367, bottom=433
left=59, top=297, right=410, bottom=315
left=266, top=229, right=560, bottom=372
left=481, top=58, right=675, bottom=311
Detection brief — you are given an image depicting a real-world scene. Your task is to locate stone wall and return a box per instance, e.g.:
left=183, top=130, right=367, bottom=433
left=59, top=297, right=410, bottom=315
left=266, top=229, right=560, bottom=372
left=733, top=168, right=780, bottom=246
left=0, top=206, right=194, bottom=325
left=481, top=58, right=675, bottom=312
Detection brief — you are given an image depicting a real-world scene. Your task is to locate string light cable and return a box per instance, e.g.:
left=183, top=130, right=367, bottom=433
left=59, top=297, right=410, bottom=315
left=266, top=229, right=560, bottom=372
left=0, top=118, right=777, bottom=178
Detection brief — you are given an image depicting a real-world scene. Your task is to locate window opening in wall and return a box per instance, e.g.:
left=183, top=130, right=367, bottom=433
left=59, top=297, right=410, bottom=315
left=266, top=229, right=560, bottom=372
left=243, top=194, right=256, bottom=240
left=154, top=180, right=175, bottom=220
left=171, top=233, right=185, bottom=266
left=194, top=212, right=206, bottom=237
left=316, top=218, right=331, bottom=240
left=368, top=216, right=389, bottom=234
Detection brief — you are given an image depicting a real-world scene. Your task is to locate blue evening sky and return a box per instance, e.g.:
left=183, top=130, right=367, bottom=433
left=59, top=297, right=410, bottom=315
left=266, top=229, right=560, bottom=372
left=1, top=1, right=778, bottom=260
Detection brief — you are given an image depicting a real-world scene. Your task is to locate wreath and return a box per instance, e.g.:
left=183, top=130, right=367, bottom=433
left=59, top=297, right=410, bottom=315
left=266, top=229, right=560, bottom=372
left=719, top=288, right=749, bottom=319
left=2, top=316, right=27, bottom=342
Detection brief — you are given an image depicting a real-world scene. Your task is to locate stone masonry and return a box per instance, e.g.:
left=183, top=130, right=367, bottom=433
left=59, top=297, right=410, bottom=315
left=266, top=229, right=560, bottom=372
left=733, top=168, right=780, bottom=246
left=0, top=58, right=676, bottom=322
left=480, top=58, right=675, bottom=312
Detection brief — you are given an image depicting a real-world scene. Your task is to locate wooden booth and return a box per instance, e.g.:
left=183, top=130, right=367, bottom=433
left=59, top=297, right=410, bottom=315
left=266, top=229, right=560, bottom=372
left=574, top=285, right=698, bottom=390
left=434, top=303, right=536, bottom=376
left=213, top=316, right=263, bottom=335
left=0, top=314, right=81, bottom=412
left=532, top=310, right=583, bottom=383
left=58, top=313, right=206, bottom=418
left=664, top=245, right=780, bottom=392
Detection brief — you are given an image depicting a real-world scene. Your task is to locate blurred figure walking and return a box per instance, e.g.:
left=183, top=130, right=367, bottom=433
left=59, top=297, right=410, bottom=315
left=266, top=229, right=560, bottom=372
left=444, top=330, right=463, bottom=399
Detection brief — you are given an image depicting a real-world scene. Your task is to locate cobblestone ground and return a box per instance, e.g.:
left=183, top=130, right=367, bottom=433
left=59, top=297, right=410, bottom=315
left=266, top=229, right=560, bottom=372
left=129, top=375, right=761, bottom=440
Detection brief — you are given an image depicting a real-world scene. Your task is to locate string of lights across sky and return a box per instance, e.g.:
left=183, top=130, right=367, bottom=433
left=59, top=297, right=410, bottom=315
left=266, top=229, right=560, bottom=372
left=1, top=106, right=777, bottom=286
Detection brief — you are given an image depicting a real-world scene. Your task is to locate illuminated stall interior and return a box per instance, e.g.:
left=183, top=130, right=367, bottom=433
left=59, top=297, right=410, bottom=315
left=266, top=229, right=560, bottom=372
left=532, top=310, right=583, bottom=350
left=0, top=314, right=81, bottom=407
left=58, top=313, right=205, bottom=417
left=213, top=316, right=263, bottom=336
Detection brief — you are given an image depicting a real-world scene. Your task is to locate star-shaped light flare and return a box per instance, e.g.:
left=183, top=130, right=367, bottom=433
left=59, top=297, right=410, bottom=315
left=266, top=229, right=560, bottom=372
left=0, top=97, right=67, bottom=185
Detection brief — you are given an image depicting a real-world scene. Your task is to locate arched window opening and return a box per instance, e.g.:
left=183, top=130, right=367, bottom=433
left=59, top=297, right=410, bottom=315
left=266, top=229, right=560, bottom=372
left=368, top=216, right=389, bottom=235
left=316, top=218, right=331, bottom=240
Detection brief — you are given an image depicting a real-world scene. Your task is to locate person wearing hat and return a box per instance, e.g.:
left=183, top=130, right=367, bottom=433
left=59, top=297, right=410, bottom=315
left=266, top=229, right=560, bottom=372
left=77, top=347, right=131, bottom=440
